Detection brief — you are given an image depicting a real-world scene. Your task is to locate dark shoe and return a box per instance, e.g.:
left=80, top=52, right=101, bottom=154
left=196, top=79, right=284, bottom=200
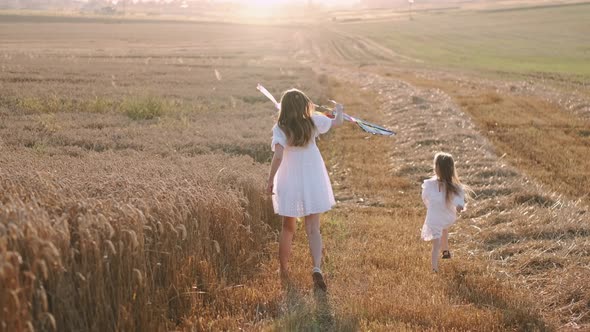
left=442, top=250, right=452, bottom=259
left=312, top=272, right=327, bottom=292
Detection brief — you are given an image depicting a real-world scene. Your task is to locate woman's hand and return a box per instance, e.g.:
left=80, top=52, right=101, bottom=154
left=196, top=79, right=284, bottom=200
left=266, top=179, right=274, bottom=195
left=331, top=101, right=344, bottom=127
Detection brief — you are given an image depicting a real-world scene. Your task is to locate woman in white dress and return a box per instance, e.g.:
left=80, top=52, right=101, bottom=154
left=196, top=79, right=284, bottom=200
left=266, top=89, right=343, bottom=291
left=421, top=152, right=468, bottom=272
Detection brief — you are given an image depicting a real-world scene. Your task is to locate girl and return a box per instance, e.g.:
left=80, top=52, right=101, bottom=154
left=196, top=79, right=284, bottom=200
left=266, top=89, right=343, bottom=291
left=421, top=152, right=467, bottom=272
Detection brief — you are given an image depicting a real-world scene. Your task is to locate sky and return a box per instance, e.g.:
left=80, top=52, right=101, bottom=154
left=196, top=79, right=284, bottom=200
left=122, top=0, right=360, bottom=4
left=103, top=0, right=361, bottom=9
left=233, top=0, right=359, bottom=4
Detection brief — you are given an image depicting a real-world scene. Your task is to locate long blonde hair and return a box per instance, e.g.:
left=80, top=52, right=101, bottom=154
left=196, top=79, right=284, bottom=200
left=434, top=152, right=465, bottom=205
left=278, top=89, right=316, bottom=147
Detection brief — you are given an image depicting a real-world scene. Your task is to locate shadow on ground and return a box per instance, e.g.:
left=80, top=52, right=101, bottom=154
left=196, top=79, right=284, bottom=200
left=273, top=285, right=359, bottom=331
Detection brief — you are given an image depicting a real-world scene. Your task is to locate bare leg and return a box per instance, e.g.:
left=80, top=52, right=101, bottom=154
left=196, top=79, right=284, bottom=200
left=279, top=217, right=297, bottom=279
left=441, top=228, right=449, bottom=252
left=304, top=214, right=323, bottom=270
left=431, top=238, right=441, bottom=272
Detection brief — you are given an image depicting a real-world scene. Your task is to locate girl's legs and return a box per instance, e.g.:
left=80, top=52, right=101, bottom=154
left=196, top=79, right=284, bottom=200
left=279, top=216, right=297, bottom=279
left=441, top=228, right=449, bottom=252
left=304, top=213, right=323, bottom=271
left=305, top=213, right=327, bottom=291
left=431, top=238, right=442, bottom=272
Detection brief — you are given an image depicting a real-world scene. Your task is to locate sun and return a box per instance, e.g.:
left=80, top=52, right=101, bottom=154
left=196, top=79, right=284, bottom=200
left=249, top=0, right=292, bottom=7
left=237, top=0, right=293, bottom=19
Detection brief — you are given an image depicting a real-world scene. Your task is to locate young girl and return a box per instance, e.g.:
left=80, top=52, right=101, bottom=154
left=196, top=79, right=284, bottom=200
left=421, top=152, right=467, bottom=272
left=266, top=89, right=343, bottom=291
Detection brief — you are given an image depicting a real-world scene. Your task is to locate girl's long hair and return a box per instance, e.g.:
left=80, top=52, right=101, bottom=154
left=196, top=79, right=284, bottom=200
left=434, top=152, right=466, bottom=205
left=278, top=89, right=316, bottom=147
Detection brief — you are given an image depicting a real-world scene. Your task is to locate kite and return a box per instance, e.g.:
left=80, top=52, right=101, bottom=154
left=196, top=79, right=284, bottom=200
left=257, top=84, right=395, bottom=136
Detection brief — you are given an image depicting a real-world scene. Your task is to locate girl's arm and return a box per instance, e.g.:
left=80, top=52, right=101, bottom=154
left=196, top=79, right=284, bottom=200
left=331, top=104, right=344, bottom=127
left=454, top=188, right=466, bottom=213
left=266, top=144, right=284, bottom=194
left=421, top=182, right=428, bottom=206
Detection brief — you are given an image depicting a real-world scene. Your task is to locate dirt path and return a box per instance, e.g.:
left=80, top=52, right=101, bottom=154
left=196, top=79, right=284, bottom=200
left=327, top=65, right=589, bottom=326
left=264, top=69, right=558, bottom=330
left=256, top=26, right=590, bottom=330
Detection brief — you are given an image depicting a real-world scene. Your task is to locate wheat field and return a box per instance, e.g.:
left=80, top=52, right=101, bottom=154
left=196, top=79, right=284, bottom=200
left=1, top=3, right=590, bottom=331
left=0, top=18, right=322, bottom=330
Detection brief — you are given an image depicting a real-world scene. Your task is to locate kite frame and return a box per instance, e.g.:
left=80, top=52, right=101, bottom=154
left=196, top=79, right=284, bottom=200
left=256, top=84, right=395, bottom=137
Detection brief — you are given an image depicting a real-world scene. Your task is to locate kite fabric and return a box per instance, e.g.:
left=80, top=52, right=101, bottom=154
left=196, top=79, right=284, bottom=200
left=256, top=84, right=395, bottom=137
left=257, top=84, right=280, bottom=110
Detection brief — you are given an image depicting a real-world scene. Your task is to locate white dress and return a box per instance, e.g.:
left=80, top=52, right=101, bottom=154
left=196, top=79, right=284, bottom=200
left=271, top=114, right=336, bottom=218
left=421, top=177, right=465, bottom=241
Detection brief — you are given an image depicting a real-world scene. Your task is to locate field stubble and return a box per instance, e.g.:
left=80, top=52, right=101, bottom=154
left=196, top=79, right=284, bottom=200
left=318, top=65, right=590, bottom=329
left=303, top=11, right=590, bottom=327
left=1, top=9, right=590, bottom=331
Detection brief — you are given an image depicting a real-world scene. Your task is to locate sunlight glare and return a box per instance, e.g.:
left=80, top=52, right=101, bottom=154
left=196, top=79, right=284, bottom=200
left=238, top=0, right=292, bottom=19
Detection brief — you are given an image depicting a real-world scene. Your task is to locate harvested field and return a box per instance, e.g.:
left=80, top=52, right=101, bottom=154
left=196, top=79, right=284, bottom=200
left=1, top=2, right=589, bottom=330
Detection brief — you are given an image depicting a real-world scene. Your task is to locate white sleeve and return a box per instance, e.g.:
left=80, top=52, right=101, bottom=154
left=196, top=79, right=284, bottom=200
left=312, top=114, right=332, bottom=135
left=271, top=125, right=287, bottom=151
left=421, top=181, right=429, bottom=205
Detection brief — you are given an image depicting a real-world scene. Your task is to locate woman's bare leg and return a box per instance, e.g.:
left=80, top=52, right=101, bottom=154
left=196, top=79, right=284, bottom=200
left=432, top=238, right=441, bottom=272
left=304, top=213, right=322, bottom=270
left=441, top=228, right=449, bottom=252
left=279, top=216, right=297, bottom=279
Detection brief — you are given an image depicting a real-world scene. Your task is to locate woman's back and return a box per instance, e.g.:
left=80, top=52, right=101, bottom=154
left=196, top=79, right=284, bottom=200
left=271, top=114, right=335, bottom=218
left=422, top=177, right=464, bottom=226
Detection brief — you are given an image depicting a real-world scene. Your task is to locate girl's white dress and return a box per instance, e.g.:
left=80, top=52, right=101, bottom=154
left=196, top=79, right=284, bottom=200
left=271, top=114, right=336, bottom=218
left=421, top=177, right=465, bottom=241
